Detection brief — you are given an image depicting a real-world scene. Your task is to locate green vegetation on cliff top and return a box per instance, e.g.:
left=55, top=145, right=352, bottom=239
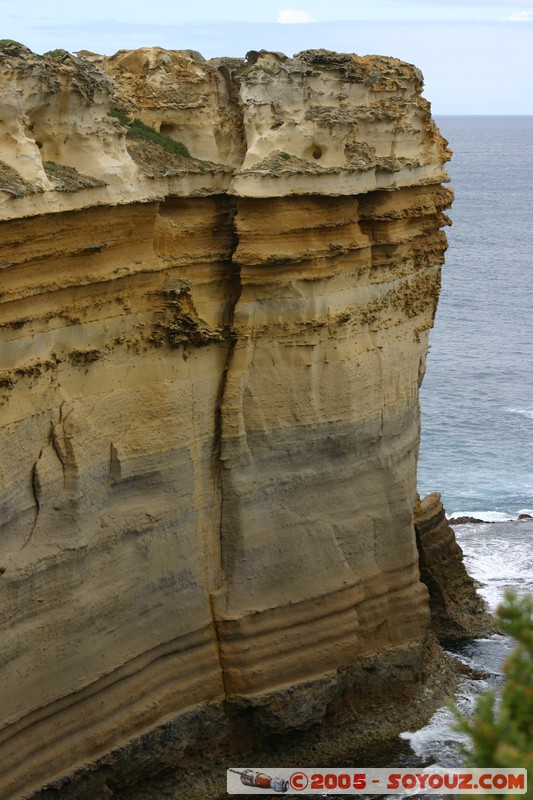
left=108, top=109, right=190, bottom=158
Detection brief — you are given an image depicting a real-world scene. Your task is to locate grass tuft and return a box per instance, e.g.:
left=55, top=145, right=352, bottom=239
left=107, top=109, right=190, bottom=158
left=43, top=49, right=71, bottom=61
left=0, top=39, right=25, bottom=47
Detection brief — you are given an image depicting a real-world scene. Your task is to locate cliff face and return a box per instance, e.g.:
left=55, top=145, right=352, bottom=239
left=0, top=43, right=453, bottom=798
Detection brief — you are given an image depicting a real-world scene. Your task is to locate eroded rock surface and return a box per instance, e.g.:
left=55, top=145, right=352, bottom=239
left=0, top=45, right=453, bottom=798
left=415, top=493, right=494, bottom=639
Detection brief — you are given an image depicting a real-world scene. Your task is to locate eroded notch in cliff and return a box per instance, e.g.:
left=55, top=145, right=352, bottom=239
left=150, top=195, right=240, bottom=354
left=213, top=61, right=248, bottom=168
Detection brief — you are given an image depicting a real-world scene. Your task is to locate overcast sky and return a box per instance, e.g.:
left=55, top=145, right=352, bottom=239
left=3, top=0, right=532, bottom=113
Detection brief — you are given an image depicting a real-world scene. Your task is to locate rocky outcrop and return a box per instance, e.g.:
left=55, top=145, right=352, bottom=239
left=415, top=493, right=494, bottom=639
left=0, top=44, right=453, bottom=798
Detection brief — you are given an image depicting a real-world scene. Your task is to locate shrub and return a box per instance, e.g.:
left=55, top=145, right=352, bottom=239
left=454, top=590, right=533, bottom=798
left=43, top=49, right=70, bottom=61
left=128, top=118, right=190, bottom=158
left=0, top=39, right=29, bottom=54
left=107, top=108, right=131, bottom=127
left=0, top=39, right=25, bottom=48
left=107, top=109, right=191, bottom=158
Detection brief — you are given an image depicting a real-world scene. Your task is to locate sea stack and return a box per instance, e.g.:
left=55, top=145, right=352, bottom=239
left=0, top=45, right=455, bottom=798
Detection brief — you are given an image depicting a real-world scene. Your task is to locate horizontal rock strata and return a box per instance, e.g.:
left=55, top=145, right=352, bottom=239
left=0, top=43, right=452, bottom=798
left=415, top=493, right=494, bottom=639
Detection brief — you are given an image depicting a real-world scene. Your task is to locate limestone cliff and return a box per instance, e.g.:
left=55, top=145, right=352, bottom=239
left=0, top=43, right=454, bottom=798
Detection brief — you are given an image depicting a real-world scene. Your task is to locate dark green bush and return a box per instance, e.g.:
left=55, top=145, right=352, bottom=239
left=454, top=590, right=533, bottom=798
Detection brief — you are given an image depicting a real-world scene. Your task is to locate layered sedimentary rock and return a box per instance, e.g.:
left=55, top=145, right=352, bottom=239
left=0, top=43, right=453, bottom=798
left=415, top=493, right=493, bottom=639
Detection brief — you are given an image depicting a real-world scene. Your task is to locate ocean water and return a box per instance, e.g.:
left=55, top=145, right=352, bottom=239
left=299, top=519, right=533, bottom=800
left=417, top=115, right=533, bottom=521
left=374, top=117, right=533, bottom=797
left=313, top=117, right=533, bottom=800
left=129, top=119, right=531, bottom=800
left=399, top=519, right=533, bottom=777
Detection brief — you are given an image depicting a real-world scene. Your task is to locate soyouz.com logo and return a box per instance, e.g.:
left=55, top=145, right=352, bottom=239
left=227, top=767, right=527, bottom=794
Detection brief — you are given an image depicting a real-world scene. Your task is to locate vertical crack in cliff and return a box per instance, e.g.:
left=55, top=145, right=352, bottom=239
left=214, top=64, right=248, bottom=168
left=50, top=404, right=67, bottom=485
left=210, top=201, right=242, bottom=696
left=21, top=406, right=75, bottom=551
left=212, top=200, right=241, bottom=540
left=24, top=450, right=43, bottom=549
left=209, top=592, right=229, bottom=696
left=109, top=442, right=122, bottom=482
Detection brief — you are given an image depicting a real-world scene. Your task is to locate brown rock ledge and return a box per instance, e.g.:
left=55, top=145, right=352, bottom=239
left=415, top=493, right=495, bottom=640
left=30, top=632, right=460, bottom=800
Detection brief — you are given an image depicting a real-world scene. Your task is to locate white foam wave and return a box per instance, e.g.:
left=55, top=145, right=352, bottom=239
left=400, top=706, right=469, bottom=766
left=506, top=406, right=533, bottom=419
left=451, top=508, right=533, bottom=522
left=450, top=510, right=515, bottom=522
left=517, top=508, right=533, bottom=517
